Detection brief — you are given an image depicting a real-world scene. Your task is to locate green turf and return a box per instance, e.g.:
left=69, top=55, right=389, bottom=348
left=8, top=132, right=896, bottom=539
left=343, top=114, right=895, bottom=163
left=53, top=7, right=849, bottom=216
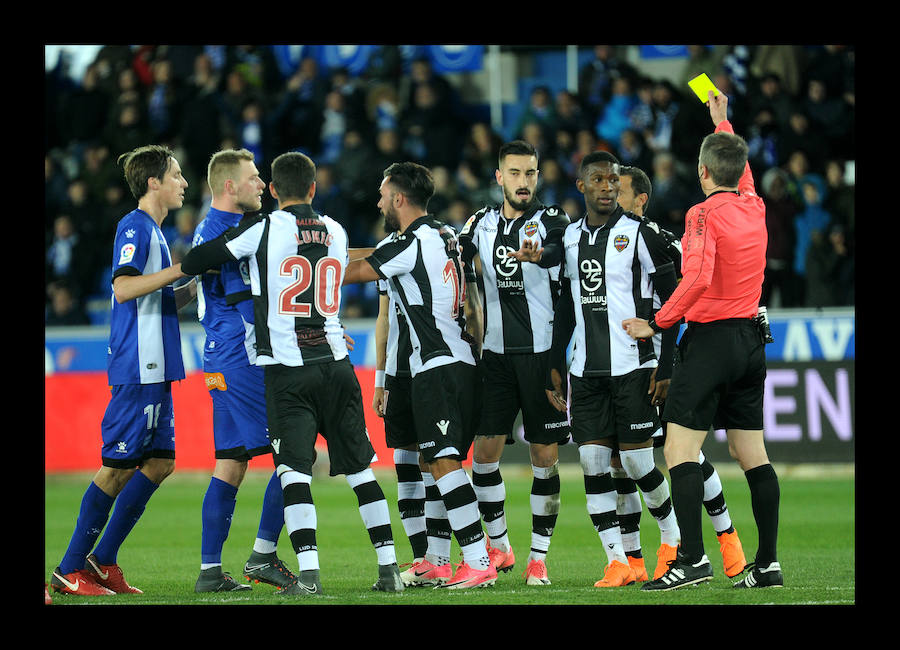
left=44, top=465, right=854, bottom=606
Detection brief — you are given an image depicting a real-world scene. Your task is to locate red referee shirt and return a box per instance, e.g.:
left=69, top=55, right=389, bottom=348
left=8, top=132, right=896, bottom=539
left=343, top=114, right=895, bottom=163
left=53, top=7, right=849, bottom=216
left=654, top=120, right=767, bottom=329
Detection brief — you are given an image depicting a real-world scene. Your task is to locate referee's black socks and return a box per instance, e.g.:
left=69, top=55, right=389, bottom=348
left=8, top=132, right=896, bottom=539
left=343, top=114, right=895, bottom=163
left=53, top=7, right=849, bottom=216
left=668, top=461, right=705, bottom=563
left=745, top=463, right=780, bottom=567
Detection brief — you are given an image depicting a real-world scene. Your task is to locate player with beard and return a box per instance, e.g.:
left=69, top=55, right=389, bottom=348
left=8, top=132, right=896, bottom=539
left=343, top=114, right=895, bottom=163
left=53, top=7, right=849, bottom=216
left=458, top=140, right=570, bottom=585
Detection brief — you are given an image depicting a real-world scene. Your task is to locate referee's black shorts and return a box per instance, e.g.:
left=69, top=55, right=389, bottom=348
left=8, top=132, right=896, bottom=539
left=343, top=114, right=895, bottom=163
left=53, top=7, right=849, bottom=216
left=264, top=357, right=375, bottom=477
left=663, top=318, right=766, bottom=432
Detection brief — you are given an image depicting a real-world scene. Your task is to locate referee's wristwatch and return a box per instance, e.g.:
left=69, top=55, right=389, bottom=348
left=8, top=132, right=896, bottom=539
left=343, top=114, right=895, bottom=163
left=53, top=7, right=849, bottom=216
left=648, top=318, right=663, bottom=334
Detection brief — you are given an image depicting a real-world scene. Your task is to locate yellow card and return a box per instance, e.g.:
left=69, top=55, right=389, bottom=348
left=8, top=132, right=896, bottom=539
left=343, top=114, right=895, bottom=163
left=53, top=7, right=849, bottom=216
left=687, top=73, right=720, bottom=103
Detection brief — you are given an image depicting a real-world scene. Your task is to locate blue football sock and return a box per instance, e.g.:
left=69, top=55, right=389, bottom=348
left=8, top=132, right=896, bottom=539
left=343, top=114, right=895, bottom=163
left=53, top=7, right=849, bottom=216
left=200, top=477, right=239, bottom=565
left=92, top=471, right=159, bottom=566
left=59, top=482, right=115, bottom=574
left=256, top=471, right=284, bottom=547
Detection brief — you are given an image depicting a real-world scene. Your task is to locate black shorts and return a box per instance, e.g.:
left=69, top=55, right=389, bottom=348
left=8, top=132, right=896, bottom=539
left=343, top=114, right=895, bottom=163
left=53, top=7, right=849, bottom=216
left=478, top=350, right=570, bottom=445
left=410, top=361, right=479, bottom=464
left=569, top=368, right=662, bottom=446
left=663, top=319, right=766, bottom=432
left=384, top=373, right=417, bottom=449
left=264, top=358, right=374, bottom=477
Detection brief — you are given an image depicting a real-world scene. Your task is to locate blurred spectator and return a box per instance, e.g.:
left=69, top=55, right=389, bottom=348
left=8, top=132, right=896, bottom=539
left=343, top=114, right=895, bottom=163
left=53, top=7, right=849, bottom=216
left=520, top=122, right=551, bottom=160
left=318, top=90, right=349, bottom=164
left=179, top=52, right=228, bottom=193
left=647, top=151, right=691, bottom=238
left=804, top=45, right=855, bottom=106
left=335, top=129, right=376, bottom=239
left=370, top=128, right=410, bottom=178
left=79, top=143, right=119, bottom=205
left=456, top=160, right=500, bottom=208
left=569, top=129, right=600, bottom=179
left=616, top=128, right=654, bottom=173
left=645, top=80, right=680, bottom=154
left=578, top=45, right=637, bottom=119
left=514, top=85, right=559, bottom=142
left=271, top=57, right=327, bottom=154
left=629, top=76, right=656, bottom=135
left=792, top=176, right=832, bottom=306
left=594, top=76, right=637, bottom=150
left=47, top=215, right=92, bottom=293
left=439, top=197, right=475, bottom=232
left=745, top=107, right=781, bottom=173
left=328, top=67, right=367, bottom=133
left=311, top=164, right=351, bottom=226
left=400, top=82, right=462, bottom=170
left=822, top=159, right=855, bottom=241
left=57, top=62, right=110, bottom=154
left=554, top=90, right=591, bottom=139
left=45, top=154, right=71, bottom=231
left=104, top=102, right=150, bottom=161
left=537, top=158, right=578, bottom=207
left=759, top=168, right=800, bottom=308
left=805, top=222, right=853, bottom=308
left=749, top=73, right=797, bottom=132
left=366, top=83, right=402, bottom=133
left=402, top=56, right=456, bottom=116
left=46, top=280, right=91, bottom=327
left=751, top=45, right=806, bottom=96
left=720, top=45, right=753, bottom=96
left=461, top=122, right=503, bottom=187
left=429, top=166, right=455, bottom=218
left=238, top=99, right=275, bottom=170
left=803, top=77, right=853, bottom=160
left=145, top=57, right=183, bottom=143
left=561, top=196, right=583, bottom=222
left=779, top=112, right=829, bottom=172
left=168, top=206, right=198, bottom=264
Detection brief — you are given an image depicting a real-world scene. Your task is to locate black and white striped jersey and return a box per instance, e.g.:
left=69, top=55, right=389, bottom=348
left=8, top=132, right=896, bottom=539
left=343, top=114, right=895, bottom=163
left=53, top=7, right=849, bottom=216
left=559, top=207, right=678, bottom=378
left=459, top=202, right=569, bottom=354
left=367, top=215, right=474, bottom=377
left=376, top=234, right=412, bottom=379
left=214, top=204, right=350, bottom=367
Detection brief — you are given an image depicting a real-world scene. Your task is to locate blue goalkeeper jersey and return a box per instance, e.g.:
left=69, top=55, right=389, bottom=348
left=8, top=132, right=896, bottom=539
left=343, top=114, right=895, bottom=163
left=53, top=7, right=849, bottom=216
left=107, top=208, right=185, bottom=385
left=192, top=207, right=258, bottom=372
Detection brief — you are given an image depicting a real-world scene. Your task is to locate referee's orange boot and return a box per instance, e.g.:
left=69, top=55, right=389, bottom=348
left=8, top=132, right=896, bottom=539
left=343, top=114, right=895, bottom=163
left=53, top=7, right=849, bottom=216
left=717, top=529, right=747, bottom=578
left=593, top=559, right=637, bottom=587
left=654, top=543, right=678, bottom=580
left=85, top=554, right=143, bottom=594
left=627, top=555, right=649, bottom=582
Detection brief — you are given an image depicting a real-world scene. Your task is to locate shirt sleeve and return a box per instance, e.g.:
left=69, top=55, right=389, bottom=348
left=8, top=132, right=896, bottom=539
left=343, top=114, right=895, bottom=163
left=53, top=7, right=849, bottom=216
left=366, top=233, right=418, bottom=280
left=653, top=204, right=717, bottom=329
left=112, top=218, right=151, bottom=278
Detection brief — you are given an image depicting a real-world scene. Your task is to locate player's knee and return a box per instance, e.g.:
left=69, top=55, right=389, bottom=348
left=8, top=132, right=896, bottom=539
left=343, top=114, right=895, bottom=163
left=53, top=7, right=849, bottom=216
left=620, top=446, right=656, bottom=481
left=142, top=457, right=175, bottom=483
left=579, top=443, right=612, bottom=476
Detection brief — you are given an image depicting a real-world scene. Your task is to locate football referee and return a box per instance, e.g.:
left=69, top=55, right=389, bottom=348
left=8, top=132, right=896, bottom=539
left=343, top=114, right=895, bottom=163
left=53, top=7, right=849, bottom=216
left=623, top=91, right=782, bottom=591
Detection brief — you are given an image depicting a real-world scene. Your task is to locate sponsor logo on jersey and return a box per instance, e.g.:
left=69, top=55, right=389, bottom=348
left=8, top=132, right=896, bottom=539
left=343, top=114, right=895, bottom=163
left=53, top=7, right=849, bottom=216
left=204, top=372, right=227, bottom=391
left=614, top=234, right=630, bottom=252
left=119, top=243, right=136, bottom=265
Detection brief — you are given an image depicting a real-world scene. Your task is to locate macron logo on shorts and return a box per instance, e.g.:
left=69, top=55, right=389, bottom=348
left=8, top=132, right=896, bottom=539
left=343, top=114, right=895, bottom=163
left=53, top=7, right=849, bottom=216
left=436, top=420, right=450, bottom=436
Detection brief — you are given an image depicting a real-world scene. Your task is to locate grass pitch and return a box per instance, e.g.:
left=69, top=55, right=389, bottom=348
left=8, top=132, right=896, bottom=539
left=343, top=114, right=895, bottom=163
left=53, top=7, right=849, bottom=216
left=44, top=464, right=854, bottom=607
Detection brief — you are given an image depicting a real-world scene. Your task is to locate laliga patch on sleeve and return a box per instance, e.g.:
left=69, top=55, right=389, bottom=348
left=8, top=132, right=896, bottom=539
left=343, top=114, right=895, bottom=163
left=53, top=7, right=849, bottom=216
left=119, top=243, right=136, bottom=265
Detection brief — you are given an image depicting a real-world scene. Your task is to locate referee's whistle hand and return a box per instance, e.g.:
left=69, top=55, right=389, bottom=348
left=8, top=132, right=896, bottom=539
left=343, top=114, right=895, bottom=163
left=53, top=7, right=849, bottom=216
left=622, top=317, right=653, bottom=340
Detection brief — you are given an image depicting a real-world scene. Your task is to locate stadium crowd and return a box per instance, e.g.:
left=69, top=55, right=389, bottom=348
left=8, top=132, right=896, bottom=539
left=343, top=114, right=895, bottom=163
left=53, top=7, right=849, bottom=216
left=44, top=44, right=854, bottom=324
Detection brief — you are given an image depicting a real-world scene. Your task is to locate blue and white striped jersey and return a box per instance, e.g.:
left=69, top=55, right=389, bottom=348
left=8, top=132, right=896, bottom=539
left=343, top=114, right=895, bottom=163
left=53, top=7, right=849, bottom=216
left=192, top=207, right=257, bottom=371
left=107, top=209, right=185, bottom=385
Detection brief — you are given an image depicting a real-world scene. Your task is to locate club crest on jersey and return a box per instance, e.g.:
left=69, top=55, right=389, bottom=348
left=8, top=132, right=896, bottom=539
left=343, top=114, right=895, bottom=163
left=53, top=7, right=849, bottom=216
left=614, top=234, right=630, bottom=252
left=119, top=243, right=136, bottom=264
left=524, top=221, right=539, bottom=237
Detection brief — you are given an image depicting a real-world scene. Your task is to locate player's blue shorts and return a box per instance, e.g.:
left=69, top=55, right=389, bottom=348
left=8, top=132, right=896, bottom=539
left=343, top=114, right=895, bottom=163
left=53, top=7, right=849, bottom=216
left=101, top=382, right=176, bottom=469
left=205, top=364, right=271, bottom=460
